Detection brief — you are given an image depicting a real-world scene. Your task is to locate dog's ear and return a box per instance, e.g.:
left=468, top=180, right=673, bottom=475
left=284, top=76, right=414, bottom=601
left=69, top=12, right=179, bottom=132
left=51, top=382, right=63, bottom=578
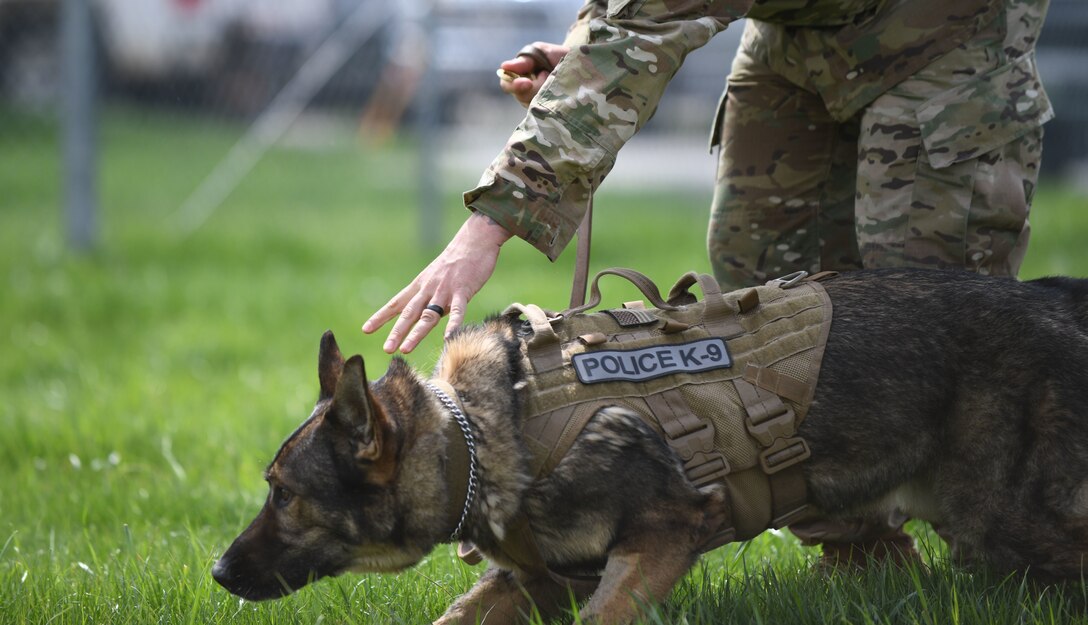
left=318, top=330, right=345, bottom=400
left=329, top=354, right=388, bottom=463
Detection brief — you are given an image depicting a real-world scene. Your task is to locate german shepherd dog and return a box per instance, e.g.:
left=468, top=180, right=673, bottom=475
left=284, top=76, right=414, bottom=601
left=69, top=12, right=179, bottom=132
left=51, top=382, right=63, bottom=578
left=213, top=269, right=1088, bottom=624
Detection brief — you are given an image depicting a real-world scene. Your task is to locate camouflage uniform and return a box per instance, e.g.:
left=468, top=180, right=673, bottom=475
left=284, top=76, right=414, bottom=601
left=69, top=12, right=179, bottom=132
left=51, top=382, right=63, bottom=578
left=463, top=0, right=1052, bottom=548
left=709, top=0, right=1052, bottom=287
left=463, top=0, right=1051, bottom=274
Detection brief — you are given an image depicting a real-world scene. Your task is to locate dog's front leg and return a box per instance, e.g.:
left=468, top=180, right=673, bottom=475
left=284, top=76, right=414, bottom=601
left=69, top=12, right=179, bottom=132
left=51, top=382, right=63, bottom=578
left=577, top=484, right=728, bottom=625
left=577, top=542, right=699, bottom=625
left=434, top=566, right=596, bottom=625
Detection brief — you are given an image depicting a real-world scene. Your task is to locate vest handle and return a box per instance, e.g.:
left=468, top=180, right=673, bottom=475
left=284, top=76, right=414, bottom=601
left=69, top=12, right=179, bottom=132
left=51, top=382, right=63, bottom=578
left=667, top=271, right=739, bottom=335
left=563, top=267, right=679, bottom=317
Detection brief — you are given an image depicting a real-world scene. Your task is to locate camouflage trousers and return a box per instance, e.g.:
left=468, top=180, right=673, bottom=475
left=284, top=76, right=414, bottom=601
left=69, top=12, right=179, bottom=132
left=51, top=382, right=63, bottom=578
left=707, top=5, right=1050, bottom=289
left=707, top=3, right=1050, bottom=548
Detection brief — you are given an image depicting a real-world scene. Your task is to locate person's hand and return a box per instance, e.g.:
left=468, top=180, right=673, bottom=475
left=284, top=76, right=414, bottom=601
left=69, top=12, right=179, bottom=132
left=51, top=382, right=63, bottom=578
left=362, top=212, right=513, bottom=354
left=497, top=42, right=569, bottom=108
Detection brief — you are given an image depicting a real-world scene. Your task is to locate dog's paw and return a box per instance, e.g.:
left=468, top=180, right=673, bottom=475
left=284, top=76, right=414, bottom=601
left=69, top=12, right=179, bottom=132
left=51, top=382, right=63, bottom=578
left=696, top=485, right=733, bottom=548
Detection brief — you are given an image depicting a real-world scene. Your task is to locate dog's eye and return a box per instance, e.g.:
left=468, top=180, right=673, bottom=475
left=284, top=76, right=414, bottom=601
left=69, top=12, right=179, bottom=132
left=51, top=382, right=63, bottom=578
left=272, top=486, right=293, bottom=508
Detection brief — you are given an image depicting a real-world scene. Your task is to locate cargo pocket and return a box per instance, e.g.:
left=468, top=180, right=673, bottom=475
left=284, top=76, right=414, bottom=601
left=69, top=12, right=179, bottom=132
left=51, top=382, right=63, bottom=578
left=917, top=53, right=1053, bottom=170
left=708, top=86, right=728, bottom=153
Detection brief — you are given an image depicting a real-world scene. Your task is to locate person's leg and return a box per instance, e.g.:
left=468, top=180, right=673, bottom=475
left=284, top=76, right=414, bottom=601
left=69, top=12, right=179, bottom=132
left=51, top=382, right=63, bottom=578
left=707, top=21, right=862, bottom=290
left=708, top=21, right=914, bottom=566
left=855, top=0, right=1050, bottom=277
left=802, top=0, right=1049, bottom=566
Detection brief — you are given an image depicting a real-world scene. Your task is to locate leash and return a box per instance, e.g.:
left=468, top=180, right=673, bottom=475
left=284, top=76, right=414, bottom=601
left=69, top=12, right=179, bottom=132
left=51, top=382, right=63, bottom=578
left=497, top=43, right=593, bottom=311
left=569, top=200, right=593, bottom=309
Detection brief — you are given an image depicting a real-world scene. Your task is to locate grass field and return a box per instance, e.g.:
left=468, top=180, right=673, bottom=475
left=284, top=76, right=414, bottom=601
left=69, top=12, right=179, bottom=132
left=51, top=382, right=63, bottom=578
left=2, top=106, right=1088, bottom=624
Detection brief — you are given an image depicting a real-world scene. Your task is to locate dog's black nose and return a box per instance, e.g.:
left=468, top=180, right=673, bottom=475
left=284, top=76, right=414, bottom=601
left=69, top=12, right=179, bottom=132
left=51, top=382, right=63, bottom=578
left=211, top=556, right=233, bottom=588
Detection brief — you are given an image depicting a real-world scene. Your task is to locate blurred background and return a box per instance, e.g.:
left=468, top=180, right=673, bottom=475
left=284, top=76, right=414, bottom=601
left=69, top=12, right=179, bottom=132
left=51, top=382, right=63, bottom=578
left=1, top=0, right=1087, bottom=415
left=3, top=0, right=1087, bottom=253
left=2, top=3, right=1088, bottom=621
left=3, top=0, right=1086, bottom=253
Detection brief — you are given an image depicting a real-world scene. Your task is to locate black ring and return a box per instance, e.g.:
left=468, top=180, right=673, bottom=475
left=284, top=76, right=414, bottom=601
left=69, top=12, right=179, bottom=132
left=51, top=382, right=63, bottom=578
left=425, top=304, right=446, bottom=317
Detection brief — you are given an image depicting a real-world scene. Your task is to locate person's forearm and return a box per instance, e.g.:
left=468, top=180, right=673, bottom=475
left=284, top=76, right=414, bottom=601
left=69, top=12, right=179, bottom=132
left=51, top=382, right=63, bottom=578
left=465, top=0, right=752, bottom=260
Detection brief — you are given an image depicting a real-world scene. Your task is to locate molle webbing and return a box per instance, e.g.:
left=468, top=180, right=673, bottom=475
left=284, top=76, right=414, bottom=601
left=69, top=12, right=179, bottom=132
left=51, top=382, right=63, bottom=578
left=508, top=268, right=833, bottom=545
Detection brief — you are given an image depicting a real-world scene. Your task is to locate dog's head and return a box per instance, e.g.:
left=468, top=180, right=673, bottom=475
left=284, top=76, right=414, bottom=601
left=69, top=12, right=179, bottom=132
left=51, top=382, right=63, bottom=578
left=213, top=331, right=427, bottom=600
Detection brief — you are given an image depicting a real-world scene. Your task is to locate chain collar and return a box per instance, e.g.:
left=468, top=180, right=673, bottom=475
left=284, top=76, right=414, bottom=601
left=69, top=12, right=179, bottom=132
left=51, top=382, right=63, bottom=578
left=426, top=382, right=479, bottom=543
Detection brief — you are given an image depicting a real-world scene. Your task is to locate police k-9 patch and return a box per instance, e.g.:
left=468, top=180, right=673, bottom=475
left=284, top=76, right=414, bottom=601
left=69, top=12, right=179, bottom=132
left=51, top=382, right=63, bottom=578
left=572, top=338, right=732, bottom=384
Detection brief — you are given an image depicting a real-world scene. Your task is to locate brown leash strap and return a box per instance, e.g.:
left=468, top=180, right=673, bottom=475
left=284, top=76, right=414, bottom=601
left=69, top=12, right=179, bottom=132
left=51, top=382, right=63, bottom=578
left=569, top=198, right=592, bottom=309
left=565, top=267, right=679, bottom=316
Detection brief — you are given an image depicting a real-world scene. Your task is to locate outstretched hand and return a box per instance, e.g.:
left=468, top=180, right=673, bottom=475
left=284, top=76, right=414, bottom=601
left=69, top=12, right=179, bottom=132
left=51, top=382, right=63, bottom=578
left=497, top=42, right=570, bottom=108
left=362, top=213, right=512, bottom=354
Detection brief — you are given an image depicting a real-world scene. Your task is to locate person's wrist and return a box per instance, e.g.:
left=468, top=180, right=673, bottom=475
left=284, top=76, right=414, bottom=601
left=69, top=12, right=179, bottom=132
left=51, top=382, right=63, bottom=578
left=465, top=211, right=513, bottom=247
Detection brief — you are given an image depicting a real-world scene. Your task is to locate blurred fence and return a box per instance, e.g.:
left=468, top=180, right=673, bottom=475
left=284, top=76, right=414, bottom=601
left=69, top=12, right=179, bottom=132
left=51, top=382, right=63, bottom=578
left=1, top=0, right=1087, bottom=250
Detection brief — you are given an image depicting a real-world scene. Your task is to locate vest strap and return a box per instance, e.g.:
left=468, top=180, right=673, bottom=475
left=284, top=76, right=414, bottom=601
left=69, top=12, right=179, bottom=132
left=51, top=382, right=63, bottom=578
left=743, top=362, right=814, bottom=407
left=769, top=467, right=812, bottom=528
left=494, top=513, right=606, bottom=585
left=538, top=401, right=609, bottom=477
left=733, top=378, right=812, bottom=525
left=645, top=389, right=732, bottom=491
left=505, top=303, right=565, bottom=373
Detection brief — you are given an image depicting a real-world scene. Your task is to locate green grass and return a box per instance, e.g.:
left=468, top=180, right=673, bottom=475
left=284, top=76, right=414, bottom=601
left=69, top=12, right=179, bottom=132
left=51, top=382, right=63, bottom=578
left=1, top=104, right=1087, bottom=624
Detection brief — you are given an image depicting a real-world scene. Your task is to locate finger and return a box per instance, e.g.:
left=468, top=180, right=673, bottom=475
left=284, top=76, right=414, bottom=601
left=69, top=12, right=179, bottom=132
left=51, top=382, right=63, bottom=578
left=400, top=308, right=443, bottom=354
left=498, top=74, right=528, bottom=95
left=514, top=76, right=536, bottom=93
left=515, top=75, right=545, bottom=106
left=363, top=304, right=398, bottom=334
left=383, top=292, right=431, bottom=353
left=444, top=291, right=470, bottom=340
left=500, top=56, right=536, bottom=76
left=363, top=283, right=417, bottom=334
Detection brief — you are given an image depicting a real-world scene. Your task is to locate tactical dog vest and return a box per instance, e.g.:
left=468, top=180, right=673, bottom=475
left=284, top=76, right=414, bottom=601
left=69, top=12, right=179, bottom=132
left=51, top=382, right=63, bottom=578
left=507, top=268, right=834, bottom=552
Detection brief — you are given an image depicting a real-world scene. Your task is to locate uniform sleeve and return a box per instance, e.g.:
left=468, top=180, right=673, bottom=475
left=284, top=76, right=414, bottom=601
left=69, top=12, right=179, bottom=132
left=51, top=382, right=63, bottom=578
left=463, top=0, right=753, bottom=261
left=563, top=0, right=606, bottom=47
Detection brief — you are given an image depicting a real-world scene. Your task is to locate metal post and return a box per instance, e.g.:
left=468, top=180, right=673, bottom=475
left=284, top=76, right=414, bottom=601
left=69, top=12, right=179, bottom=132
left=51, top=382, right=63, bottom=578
left=415, top=0, right=442, bottom=251
left=61, top=0, right=98, bottom=251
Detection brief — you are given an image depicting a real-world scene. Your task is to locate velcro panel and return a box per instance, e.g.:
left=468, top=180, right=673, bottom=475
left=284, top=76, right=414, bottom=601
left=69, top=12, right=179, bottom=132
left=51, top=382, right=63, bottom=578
left=604, top=308, right=659, bottom=327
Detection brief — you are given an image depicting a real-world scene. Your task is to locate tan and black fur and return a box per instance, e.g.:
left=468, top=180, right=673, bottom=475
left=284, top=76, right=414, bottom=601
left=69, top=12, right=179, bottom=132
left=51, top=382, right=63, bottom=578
left=214, top=268, right=1088, bottom=624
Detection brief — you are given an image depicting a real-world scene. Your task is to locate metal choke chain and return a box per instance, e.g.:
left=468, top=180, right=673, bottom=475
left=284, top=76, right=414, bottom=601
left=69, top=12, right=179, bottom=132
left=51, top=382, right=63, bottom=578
left=427, top=383, right=479, bottom=542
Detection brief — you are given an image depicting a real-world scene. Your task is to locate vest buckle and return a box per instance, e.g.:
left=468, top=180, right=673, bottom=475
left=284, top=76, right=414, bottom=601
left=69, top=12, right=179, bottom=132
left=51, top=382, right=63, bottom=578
left=665, top=422, right=732, bottom=489
left=685, top=450, right=730, bottom=489
left=744, top=400, right=795, bottom=448
left=765, top=270, right=808, bottom=289
left=667, top=421, right=714, bottom=460
left=759, top=436, right=811, bottom=475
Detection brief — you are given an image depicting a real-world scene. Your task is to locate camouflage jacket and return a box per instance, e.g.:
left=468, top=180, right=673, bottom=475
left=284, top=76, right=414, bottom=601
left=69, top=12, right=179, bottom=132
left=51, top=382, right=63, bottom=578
left=462, top=0, right=1021, bottom=261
